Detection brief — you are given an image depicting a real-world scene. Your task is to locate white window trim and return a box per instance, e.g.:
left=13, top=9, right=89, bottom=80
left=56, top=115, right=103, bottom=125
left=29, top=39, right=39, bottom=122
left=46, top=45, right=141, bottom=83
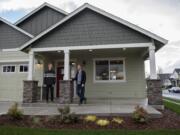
left=93, top=57, right=126, bottom=83
left=1, top=65, right=16, bottom=74
left=19, top=64, right=28, bottom=73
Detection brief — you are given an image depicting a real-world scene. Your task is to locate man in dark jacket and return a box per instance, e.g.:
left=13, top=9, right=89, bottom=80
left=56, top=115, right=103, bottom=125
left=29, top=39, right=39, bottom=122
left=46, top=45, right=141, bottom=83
left=73, top=64, right=86, bottom=105
left=44, top=63, right=56, bottom=102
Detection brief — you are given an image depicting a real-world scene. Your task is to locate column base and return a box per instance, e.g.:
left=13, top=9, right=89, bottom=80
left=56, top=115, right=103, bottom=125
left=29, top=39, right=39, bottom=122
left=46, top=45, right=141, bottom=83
left=146, top=79, right=164, bottom=110
left=59, top=80, right=73, bottom=104
left=23, top=80, right=38, bottom=103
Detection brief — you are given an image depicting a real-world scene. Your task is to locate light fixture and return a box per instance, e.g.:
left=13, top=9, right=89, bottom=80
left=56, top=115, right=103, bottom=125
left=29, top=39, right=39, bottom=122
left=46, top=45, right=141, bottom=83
left=123, top=48, right=126, bottom=51
left=89, top=49, right=93, bottom=52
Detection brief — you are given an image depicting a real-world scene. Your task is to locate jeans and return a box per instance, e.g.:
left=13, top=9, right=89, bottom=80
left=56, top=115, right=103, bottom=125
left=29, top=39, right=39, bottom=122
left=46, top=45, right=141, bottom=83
left=46, top=85, right=54, bottom=102
left=77, top=84, right=86, bottom=104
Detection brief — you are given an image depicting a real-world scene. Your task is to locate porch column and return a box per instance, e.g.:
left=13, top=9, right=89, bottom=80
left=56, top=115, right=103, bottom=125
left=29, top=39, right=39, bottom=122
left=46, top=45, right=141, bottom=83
left=28, top=51, right=34, bottom=80
left=149, top=45, right=157, bottom=79
left=64, top=49, right=70, bottom=80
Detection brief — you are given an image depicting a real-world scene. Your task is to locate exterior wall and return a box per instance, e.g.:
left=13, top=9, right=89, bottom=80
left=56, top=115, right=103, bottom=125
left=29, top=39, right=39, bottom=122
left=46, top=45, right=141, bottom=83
left=0, top=51, right=28, bottom=60
left=0, top=22, right=31, bottom=49
left=0, top=62, right=28, bottom=101
left=32, top=9, right=151, bottom=48
left=71, top=49, right=146, bottom=99
left=17, top=6, right=66, bottom=36
left=0, top=51, right=44, bottom=101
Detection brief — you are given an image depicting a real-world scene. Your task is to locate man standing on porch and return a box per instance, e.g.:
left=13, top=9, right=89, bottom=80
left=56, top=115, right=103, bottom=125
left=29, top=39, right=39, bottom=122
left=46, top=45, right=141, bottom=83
left=44, top=63, right=56, bottom=103
left=73, top=64, right=87, bottom=105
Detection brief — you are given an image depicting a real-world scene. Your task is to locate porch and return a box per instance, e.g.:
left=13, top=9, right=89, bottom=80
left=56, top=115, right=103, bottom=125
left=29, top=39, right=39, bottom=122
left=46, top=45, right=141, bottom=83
left=22, top=43, right=163, bottom=109
left=0, top=102, right=162, bottom=117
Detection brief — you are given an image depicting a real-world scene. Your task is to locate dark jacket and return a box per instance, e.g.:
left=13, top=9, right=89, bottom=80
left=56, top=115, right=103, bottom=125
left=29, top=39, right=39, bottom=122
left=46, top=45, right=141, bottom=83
left=74, top=70, right=86, bottom=85
left=44, top=69, right=56, bottom=85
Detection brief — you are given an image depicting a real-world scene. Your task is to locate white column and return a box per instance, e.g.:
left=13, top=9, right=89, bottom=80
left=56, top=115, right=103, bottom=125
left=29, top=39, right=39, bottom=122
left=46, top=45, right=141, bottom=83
left=28, top=51, right=34, bottom=80
left=64, top=49, right=70, bottom=80
left=149, top=45, right=157, bottom=79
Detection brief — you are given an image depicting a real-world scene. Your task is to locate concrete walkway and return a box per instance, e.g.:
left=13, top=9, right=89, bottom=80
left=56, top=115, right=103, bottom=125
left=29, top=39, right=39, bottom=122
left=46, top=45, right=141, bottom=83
left=0, top=102, right=162, bottom=118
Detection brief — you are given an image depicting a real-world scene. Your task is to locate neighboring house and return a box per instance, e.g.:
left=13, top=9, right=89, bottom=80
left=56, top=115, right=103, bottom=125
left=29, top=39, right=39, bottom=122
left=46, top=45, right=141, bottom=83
left=0, top=3, right=168, bottom=104
left=158, top=73, right=171, bottom=87
left=170, top=68, right=180, bottom=87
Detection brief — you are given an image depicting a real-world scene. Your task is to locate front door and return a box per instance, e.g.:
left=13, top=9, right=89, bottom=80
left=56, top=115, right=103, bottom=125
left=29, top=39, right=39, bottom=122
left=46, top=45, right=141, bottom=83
left=56, top=67, right=64, bottom=97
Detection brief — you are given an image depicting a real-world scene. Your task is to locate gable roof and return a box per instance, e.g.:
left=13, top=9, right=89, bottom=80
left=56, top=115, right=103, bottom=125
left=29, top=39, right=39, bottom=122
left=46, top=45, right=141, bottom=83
left=158, top=73, right=171, bottom=80
left=14, top=2, right=68, bottom=26
left=0, top=17, right=34, bottom=38
left=20, top=3, right=168, bottom=50
left=174, top=68, right=180, bottom=74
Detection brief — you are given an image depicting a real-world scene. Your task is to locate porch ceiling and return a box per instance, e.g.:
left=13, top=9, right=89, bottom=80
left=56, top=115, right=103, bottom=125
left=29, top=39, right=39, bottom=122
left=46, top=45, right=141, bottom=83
left=37, top=48, right=147, bottom=60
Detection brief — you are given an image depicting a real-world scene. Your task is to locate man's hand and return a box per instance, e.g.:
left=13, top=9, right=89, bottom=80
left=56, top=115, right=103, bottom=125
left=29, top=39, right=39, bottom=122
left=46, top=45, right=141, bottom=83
left=82, top=84, right=85, bottom=87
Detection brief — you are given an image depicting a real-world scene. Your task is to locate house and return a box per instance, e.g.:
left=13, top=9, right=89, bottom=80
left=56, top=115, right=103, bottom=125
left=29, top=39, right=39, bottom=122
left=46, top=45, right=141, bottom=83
left=170, top=68, right=180, bottom=87
left=0, top=3, right=168, bottom=106
left=158, top=73, right=171, bottom=88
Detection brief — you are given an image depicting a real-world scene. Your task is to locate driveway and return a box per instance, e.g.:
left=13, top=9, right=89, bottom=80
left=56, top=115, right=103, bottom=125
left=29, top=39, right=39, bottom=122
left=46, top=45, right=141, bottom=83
left=163, top=90, right=180, bottom=100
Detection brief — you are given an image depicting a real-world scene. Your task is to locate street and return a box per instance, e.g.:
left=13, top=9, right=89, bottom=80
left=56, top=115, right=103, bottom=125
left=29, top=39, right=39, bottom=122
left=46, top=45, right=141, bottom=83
left=163, top=90, right=180, bottom=100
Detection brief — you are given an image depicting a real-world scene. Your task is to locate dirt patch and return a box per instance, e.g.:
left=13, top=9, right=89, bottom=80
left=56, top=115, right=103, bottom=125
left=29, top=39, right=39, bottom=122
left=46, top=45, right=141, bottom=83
left=0, top=109, right=179, bottom=130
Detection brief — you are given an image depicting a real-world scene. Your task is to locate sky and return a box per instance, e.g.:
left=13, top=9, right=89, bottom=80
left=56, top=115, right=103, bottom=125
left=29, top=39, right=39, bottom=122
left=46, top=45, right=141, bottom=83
left=0, top=0, right=180, bottom=74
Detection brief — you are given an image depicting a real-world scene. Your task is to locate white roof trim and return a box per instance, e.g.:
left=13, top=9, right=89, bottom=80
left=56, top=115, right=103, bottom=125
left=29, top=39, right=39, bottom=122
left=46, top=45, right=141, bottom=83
left=20, top=3, right=168, bottom=50
left=0, top=17, right=34, bottom=38
left=14, top=2, right=68, bottom=26
left=0, top=59, right=29, bottom=63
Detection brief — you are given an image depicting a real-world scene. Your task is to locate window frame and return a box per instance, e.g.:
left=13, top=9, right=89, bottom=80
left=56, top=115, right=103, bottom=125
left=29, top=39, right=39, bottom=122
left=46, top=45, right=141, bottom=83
left=2, top=65, right=16, bottom=73
left=93, top=58, right=126, bottom=83
left=19, top=64, right=28, bottom=73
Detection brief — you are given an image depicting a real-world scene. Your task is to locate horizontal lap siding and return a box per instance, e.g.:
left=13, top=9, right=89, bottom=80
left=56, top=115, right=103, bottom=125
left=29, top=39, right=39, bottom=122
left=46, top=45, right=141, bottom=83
left=0, top=51, right=28, bottom=61
left=71, top=49, right=146, bottom=98
left=17, top=7, right=66, bottom=36
left=0, top=22, right=30, bottom=49
left=33, top=9, right=151, bottom=48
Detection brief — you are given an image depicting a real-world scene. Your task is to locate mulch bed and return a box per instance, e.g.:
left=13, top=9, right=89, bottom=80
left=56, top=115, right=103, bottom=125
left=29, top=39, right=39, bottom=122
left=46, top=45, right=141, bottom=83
left=0, top=109, right=179, bottom=130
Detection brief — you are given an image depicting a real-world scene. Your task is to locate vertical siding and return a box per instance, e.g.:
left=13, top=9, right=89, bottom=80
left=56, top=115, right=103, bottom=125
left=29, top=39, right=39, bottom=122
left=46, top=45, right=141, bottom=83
left=17, top=6, right=66, bottom=36
left=0, top=22, right=31, bottom=49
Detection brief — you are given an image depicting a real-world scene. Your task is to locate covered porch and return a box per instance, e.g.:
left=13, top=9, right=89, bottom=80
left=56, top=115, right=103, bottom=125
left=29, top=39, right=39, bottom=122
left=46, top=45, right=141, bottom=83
left=23, top=43, right=158, bottom=106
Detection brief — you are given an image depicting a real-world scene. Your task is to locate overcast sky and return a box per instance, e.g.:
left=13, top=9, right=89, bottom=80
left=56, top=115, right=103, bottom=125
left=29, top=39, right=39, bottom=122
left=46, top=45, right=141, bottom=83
left=0, top=0, right=180, bottom=74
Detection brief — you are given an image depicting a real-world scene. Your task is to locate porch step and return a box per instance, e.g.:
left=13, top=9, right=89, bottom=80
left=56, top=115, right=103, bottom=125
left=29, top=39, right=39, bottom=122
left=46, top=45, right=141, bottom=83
left=73, top=98, right=147, bottom=105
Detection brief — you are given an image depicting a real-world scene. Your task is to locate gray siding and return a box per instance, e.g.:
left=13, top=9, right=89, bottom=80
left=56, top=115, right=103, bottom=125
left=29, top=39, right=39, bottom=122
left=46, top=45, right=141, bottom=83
left=17, top=6, right=66, bottom=36
left=33, top=9, right=151, bottom=48
left=0, top=22, right=31, bottom=49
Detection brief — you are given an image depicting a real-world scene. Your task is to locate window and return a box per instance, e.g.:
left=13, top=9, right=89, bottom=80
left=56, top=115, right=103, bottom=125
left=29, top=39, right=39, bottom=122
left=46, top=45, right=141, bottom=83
left=2, top=65, right=16, bottom=73
left=94, top=58, right=125, bottom=82
left=19, top=65, right=28, bottom=73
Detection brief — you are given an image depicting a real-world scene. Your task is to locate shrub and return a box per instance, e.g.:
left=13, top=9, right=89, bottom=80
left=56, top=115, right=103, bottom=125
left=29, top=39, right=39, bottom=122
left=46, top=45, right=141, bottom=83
left=7, top=102, right=23, bottom=120
left=132, top=105, right=149, bottom=123
left=84, top=115, right=97, bottom=122
left=57, top=106, right=79, bottom=124
left=96, top=119, right=110, bottom=126
left=112, top=117, right=124, bottom=125
left=32, top=116, right=41, bottom=125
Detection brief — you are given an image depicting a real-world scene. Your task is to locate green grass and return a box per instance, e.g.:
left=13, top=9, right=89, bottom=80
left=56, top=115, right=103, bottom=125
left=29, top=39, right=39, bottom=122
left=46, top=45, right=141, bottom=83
left=164, top=97, right=180, bottom=103
left=0, top=126, right=180, bottom=135
left=163, top=99, right=180, bottom=114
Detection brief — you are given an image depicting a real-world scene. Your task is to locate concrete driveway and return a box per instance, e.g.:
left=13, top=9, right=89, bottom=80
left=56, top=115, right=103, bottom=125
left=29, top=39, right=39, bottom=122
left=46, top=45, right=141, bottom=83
left=163, top=90, right=180, bottom=100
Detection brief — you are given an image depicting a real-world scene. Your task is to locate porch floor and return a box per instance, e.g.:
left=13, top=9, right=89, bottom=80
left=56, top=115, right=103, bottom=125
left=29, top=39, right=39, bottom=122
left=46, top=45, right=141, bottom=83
left=0, top=102, right=162, bottom=118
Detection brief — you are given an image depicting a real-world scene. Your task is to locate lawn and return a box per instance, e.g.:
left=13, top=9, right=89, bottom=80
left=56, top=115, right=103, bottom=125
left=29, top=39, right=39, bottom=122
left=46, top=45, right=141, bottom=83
left=164, top=97, right=180, bottom=103
left=163, top=99, right=180, bottom=114
left=0, top=126, right=180, bottom=135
